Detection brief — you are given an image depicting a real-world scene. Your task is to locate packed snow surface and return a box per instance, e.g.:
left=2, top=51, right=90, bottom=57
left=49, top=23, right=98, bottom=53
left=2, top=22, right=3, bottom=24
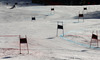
left=0, top=4, right=100, bottom=60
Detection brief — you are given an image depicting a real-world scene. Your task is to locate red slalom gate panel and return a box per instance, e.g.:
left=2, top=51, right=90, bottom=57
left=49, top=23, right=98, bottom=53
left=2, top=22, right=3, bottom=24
left=92, top=34, right=98, bottom=39
left=90, top=31, right=100, bottom=48
left=56, top=21, right=64, bottom=37
left=19, top=35, right=29, bottom=54
left=51, top=8, right=54, bottom=11
left=20, top=38, right=27, bottom=43
left=79, top=14, right=83, bottom=17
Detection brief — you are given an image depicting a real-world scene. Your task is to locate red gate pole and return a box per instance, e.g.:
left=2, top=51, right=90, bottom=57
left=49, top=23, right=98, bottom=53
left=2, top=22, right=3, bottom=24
left=56, top=22, right=58, bottom=37
left=90, top=31, right=94, bottom=48
left=62, top=22, right=64, bottom=37
left=96, top=31, right=99, bottom=47
left=78, top=11, right=80, bottom=22
left=82, top=11, right=84, bottom=22
left=25, top=35, right=29, bottom=54
left=19, top=35, right=21, bottom=54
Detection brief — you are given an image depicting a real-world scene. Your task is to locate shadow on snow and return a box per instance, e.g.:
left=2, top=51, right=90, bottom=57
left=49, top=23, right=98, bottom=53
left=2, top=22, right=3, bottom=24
left=74, top=11, right=100, bottom=19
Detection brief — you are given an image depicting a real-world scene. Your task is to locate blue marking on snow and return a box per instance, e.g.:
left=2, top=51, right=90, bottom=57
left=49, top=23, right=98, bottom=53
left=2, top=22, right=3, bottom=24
left=32, top=11, right=54, bottom=19
left=60, top=30, right=100, bottom=50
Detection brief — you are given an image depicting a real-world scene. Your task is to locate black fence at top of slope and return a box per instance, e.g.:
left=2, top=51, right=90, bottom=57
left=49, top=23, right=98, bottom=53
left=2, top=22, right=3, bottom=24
left=0, top=0, right=43, bottom=6
left=32, top=0, right=100, bottom=5
left=0, top=0, right=32, bottom=3
left=1, top=0, right=100, bottom=6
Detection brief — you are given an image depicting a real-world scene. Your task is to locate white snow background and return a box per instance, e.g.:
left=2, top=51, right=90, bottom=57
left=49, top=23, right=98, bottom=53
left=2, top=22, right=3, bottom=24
left=0, top=1, right=100, bottom=60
